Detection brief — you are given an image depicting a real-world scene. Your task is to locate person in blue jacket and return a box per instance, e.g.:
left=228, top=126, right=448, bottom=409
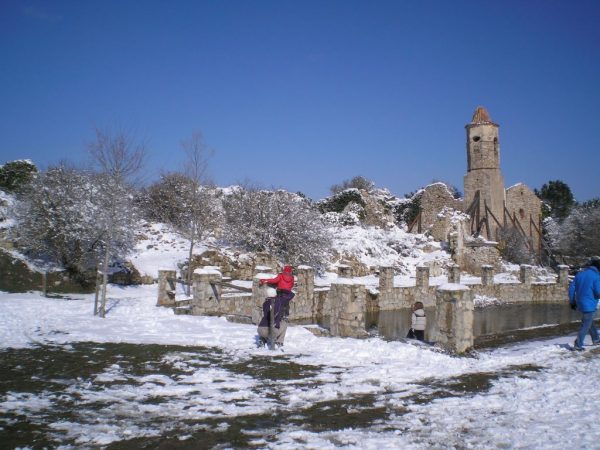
left=569, top=257, right=600, bottom=350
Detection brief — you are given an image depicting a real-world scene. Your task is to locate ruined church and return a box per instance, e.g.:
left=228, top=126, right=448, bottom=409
left=414, top=106, right=542, bottom=263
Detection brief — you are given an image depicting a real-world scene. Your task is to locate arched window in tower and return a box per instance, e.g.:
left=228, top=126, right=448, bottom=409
left=493, top=137, right=498, bottom=154
left=472, top=136, right=481, bottom=142
left=519, top=208, right=525, bottom=219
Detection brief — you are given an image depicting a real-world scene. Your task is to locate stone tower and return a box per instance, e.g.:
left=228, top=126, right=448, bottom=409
left=463, top=106, right=505, bottom=239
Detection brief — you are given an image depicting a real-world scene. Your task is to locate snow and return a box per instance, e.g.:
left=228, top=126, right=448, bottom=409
left=130, top=222, right=206, bottom=279
left=437, top=282, right=470, bottom=291
left=194, top=267, right=221, bottom=275
left=0, top=285, right=597, bottom=448
left=329, top=224, right=450, bottom=273
left=474, top=294, right=503, bottom=307
left=0, top=213, right=593, bottom=447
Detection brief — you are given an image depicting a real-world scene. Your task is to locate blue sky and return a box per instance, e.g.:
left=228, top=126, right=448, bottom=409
left=1, top=0, right=599, bottom=201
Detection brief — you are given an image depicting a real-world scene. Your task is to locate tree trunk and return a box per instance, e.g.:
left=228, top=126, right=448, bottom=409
left=186, top=223, right=196, bottom=296
left=99, top=228, right=112, bottom=318
left=93, top=269, right=101, bottom=315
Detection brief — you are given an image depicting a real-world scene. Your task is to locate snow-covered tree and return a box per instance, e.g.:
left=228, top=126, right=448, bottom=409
left=10, top=164, right=105, bottom=279
left=223, top=188, right=332, bottom=268
left=497, top=226, right=535, bottom=265
left=88, top=128, right=145, bottom=317
left=139, top=172, right=192, bottom=226
left=547, top=203, right=600, bottom=257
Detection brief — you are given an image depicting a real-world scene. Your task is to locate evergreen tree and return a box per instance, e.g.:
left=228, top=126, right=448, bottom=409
left=535, top=180, right=575, bottom=220
left=0, top=160, right=37, bottom=193
left=330, top=175, right=375, bottom=195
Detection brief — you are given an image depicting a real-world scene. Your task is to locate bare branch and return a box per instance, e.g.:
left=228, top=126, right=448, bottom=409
left=88, top=127, right=145, bottom=183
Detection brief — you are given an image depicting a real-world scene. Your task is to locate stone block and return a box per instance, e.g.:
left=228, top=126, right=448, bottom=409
left=157, top=269, right=176, bottom=306
left=416, top=266, right=429, bottom=289
left=520, top=265, right=532, bottom=285
left=447, top=264, right=461, bottom=284
left=435, top=284, right=473, bottom=354
left=481, top=265, right=494, bottom=286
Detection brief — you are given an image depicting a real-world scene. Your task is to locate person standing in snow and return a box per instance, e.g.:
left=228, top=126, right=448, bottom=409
left=407, top=301, right=426, bottom=341
left=257, top=266, right=295, bottom=347
left=569, top=257, right=600, bottom=350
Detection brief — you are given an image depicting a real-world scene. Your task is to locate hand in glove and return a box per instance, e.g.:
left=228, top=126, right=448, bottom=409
left=570, top=303, right=577, bottom=310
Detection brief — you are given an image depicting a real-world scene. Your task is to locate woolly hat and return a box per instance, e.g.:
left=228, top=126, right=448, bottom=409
left=283, top=265, right=293, bottom=274
left=589, top=256, right=600, bottom=270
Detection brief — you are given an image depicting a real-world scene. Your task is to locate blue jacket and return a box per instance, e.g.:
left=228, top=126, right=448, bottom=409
left=569, top=266, right=600, bottom=313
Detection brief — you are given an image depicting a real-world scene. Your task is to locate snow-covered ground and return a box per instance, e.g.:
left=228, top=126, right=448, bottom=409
left=1, top=285, right=597, bottom=449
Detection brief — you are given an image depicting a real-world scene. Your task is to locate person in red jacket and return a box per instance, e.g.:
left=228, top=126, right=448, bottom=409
left=257, top=266, right=295, bottom=347
left=259, top=265, right=295, bottom=294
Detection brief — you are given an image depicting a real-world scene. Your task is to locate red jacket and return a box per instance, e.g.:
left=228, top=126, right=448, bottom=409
left=261, top=266, right=294, bottom=291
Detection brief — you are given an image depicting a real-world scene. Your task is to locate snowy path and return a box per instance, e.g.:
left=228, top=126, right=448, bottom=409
left=1, top=286, right=597, bottom=448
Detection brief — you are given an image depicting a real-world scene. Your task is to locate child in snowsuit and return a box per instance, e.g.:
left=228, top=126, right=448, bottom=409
left=407, top=301, right=426, bottom=341
left=258, top=266, right=295, bottom=347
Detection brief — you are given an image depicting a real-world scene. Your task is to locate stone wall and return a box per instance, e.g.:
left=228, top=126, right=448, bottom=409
left=185, top=249, right=279, bottom=281
left=459, top=241, right=502, bottom=275
left=418, top=183, right=463, bottom=232
left=505, top=183, right=543, bottom=254
left=157, top=264, right=570, bottom=339
left=329, top=280, right=368, bottom=338
left=287, top=266, right=316, bottom=321
left=377, top=264, right=569, bottom=310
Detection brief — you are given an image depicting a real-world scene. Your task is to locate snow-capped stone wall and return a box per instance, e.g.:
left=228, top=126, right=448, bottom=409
left=157, top=264, right=570, bottom=339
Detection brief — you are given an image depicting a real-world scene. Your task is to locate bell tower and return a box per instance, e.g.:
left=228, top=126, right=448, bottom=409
left=463, top=106, right=505, bottom=239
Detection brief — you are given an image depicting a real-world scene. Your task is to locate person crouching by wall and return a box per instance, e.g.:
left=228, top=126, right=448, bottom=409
left=407, top=301, right=426, bottom=341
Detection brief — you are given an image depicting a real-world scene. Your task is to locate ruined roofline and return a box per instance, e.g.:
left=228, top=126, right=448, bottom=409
left=465, top=106, right=499, bottom=128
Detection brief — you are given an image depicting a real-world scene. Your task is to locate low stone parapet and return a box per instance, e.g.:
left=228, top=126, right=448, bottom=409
left=557, top=265, right=569, bottom=285
left=329, top=280, right=368, bottom=338
left=157, top=269, right=177, bottom=306
left=447, top=264, right=461, bottom=284
left=191, top=267, right=223, bottom=315
left=481, top=265, right=494, bottom=286
left=434, top=284, right=473, bottom=354
left=290, top=266, right=315, bottom=321
left=520, top=265, right=533, bottom=285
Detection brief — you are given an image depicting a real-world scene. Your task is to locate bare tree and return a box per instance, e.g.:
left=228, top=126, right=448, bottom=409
left=88, top=127, right=145, bottom=317
left=180, top=132, right=221, bottom=291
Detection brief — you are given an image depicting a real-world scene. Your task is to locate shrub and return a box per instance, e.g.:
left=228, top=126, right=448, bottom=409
left=0, top=160, right=37, bottom=192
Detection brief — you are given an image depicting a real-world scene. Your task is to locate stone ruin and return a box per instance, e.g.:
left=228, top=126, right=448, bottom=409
left=413, top=106, right=543, bottom=270
left=157, top=262, right=569, bottom=354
